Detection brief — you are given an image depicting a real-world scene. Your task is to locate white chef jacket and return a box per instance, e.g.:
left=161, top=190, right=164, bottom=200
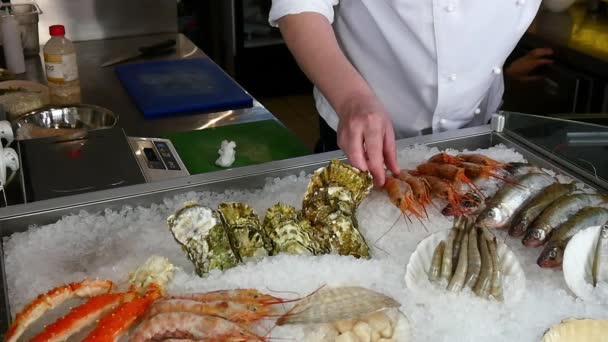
left=269, top=0, right=541, bottom=139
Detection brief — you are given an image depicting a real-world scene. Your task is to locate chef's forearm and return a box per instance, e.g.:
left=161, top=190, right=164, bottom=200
left=277, top=13, right=380, bottom=118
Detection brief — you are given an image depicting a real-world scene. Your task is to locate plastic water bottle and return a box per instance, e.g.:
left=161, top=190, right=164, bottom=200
left=1, top=10, right=26, bottom=74
left=43, top=25, right=81, bottom=104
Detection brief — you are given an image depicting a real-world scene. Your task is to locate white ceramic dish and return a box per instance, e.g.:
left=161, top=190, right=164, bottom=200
left=304, top=308, right=413, bottom=342
left=404, top=229, right=526, bottom=303
left=562, top=225, right=608, bottom=303
left=542, top=318, right=608, bottom=342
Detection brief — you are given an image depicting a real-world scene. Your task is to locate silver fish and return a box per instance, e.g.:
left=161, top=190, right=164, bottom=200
left=593, top=222, right=608, bottom=286
left=538, top=207, right=608, bottom=268
left=477, top=173, right=555, bottom=229
left=509, top=182, right=577, bottom=237
left=523, top=194, right=608, bottom=247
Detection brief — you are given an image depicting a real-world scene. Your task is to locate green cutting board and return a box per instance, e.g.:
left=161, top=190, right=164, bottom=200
left=161, top=120, right=311, bottom=174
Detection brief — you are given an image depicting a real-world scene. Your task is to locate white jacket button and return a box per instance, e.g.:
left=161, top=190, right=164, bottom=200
left=516, top=0, right=526, bottom=5
left=474, top=108, right=481, bottom=115
left=448, top=74, right=457, bottom=81
left=439, top=118, right=447, bottom=125
left=492, top=67, right=502, bottom=75
left=445, top=4, right=456, bottom=12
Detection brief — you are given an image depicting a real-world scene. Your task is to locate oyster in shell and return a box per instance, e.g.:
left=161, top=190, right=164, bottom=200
left=262, top=203, right=328, bottom=255
left=302, top=160, right=372, bottom=259
left=218, top=202, right=269, bottom=261
left=167, top=202, right=239, bottom=276
left=304, top=160, right=373, bottom=209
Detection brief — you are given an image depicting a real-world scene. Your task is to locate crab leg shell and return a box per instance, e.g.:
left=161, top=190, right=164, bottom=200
left=29, top=291, right=134, bottom=342
left=5, top=279, right=113, bottom=342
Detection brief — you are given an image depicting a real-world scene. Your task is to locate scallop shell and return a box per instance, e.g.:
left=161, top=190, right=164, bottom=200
left=541, top=318, right=608, bottom=342
left=305, top=308, right=413, bottom=342
left=277, top=286, right=401, bottom=326
left=562, top=225, right=608, bottom=303
left=404, top=229, right=526, bottom=303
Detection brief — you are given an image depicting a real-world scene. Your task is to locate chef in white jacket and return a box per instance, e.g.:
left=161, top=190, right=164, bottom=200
left=269, top=0, right=542, bottom=186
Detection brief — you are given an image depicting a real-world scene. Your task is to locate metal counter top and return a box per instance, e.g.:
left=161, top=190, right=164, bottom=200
left=20, top=33, right=279, bottom=137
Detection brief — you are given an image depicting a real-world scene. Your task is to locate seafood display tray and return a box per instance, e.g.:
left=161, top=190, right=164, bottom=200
left=0, top=124, right=604, bottom=337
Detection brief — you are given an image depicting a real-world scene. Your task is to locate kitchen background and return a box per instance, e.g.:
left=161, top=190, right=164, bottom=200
left=3, top=0, right=608, bottom=149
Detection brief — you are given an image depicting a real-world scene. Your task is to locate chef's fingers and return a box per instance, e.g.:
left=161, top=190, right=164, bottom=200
left=339, top=126, right=369, bottom=173
left=531, top=58, right=554, bottom=67
left=364, top=123, right=386, bottom=187
left=529, top=48, right=554, bottom=57
left=520, top=75, right=545, bottom=82
left=383, top=125, right=400, bottom=176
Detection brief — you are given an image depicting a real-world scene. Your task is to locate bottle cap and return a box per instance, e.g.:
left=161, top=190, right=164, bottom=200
left=49, top=25, right=65, bottom=37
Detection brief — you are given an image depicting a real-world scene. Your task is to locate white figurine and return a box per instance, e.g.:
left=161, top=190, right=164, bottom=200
left=215, top=140, right=236, bottom=168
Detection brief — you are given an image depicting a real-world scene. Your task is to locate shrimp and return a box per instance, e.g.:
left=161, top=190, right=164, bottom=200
left=129, top=312, right=267, bottom=342
left=396, top=171, right=432, bottom=215
left=428, top=152, right=463, bottom=165
left=145, top=299, right=275, bottom=324
left=417, top=162, right=484, bottom=198
left=383, top=176, right=425, bottom=219
left=168, top=289, right=286, bottom=306
left=458, top=161, right=517, bottom=184
left=5, top=279, right=114, bottom=342
left=418, top=175, right=466, bottom=214
left=29, top=291, right=135, bottom=342
left=457, top=154, right=508, bottom=170
left=82, top=284, right=162, bottom=342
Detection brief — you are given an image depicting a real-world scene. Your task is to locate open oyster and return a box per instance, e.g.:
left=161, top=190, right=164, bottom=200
left=218, top=202, right=269, bottom=261
left=167, top=202, right=239, bottom=276
left=263, top=203, right=328, bottom=255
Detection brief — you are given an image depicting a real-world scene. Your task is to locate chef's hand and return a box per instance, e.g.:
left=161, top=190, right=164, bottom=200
left=336, top=94, right=400, bottom=187
left=505, top=48, right=554, bottom=82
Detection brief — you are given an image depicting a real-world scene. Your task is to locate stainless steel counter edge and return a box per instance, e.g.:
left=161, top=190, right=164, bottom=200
left=0, top=125, right=492, bottom=222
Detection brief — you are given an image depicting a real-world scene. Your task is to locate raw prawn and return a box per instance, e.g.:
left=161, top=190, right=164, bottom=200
left=168, top=289, right=287, bottom=306
left=5, top=279, right=114, bottom=342
left=29, top=291, right=135, bottom=342
left=396, top=170, right=432, bottom=213
left=82, top=284, right=162, bottom=342
left=457, top=161, right=517, bottom=184
left=457, top=154, right=508, bottom=170
left=416, top=163, right=484, bottom=198
left=129, top=312, right=268, bottom=342
left=383, top=176, right=425, bottom=219
left=418, top=175, right=467, bottom=215
left=145, top=298, right=276, bottom=324
left=428, top=152, right=463, bottom=165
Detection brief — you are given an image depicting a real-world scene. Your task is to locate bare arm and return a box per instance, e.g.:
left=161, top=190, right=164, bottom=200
left=277, top=12, right=399, bottom=185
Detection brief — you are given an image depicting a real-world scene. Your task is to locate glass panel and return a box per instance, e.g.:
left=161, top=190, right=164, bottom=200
left=241, top=0, right=284, bottom=48
left=503, top=111, right=608, bottom=182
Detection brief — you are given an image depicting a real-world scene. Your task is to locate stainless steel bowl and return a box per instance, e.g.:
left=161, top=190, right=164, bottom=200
left=13, top=104, right=118, bottom=140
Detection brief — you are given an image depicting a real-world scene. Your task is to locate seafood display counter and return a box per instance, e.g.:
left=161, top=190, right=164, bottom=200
left=1, top=112, right=608, bottom=341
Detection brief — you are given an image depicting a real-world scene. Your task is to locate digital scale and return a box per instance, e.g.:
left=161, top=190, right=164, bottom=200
left=16, top=127, right=189, bottom=202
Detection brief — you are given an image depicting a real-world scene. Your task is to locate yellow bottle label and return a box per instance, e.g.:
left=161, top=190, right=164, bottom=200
left=44, top=53, right=79, bottom=83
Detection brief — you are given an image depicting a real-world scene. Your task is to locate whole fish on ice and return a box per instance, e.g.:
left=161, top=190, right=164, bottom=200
left=477, top=173, right=555, bottom=229
left=538, top=207, right=608, bottom=268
